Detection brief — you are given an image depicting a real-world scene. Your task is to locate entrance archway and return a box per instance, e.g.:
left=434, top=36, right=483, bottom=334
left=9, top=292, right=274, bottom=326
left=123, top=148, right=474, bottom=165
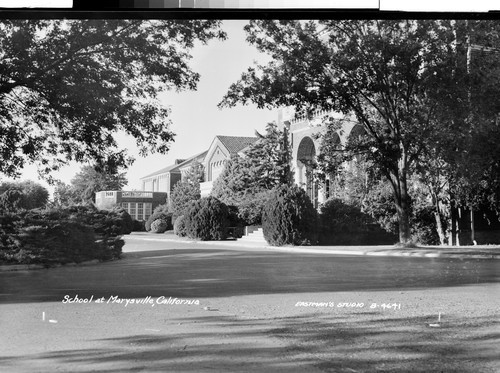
left=296, top=137, right=317, bottom=206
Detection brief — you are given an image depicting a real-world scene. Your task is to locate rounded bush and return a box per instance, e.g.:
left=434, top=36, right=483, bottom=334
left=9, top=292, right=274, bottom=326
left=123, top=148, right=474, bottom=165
left=173, top=214, right=187, bottom=237
left=145, top=210, right=173, bottom=232
left=184, top=196, right=229, bottom=241
left=150, top=219, right=168, bottom=233
left=262, top=185, right=318, bottom=246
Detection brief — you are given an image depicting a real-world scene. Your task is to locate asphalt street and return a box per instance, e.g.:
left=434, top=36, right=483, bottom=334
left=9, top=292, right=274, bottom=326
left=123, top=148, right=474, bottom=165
left=1, top=238, right=499, bottom=303
left=1, top=237, right=499, bottom=372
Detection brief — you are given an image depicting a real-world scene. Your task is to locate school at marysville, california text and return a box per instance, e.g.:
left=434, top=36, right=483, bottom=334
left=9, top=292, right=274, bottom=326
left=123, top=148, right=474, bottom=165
left=62, top=295, right=200, bottom=307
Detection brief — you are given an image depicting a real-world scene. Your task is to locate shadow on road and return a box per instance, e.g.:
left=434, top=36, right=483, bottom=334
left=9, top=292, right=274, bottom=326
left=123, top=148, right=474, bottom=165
left=1, top=312, right=498, bottom=372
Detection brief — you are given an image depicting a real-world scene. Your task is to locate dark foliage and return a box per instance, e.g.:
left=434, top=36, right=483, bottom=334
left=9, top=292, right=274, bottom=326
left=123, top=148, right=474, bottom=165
left=262, top=185, right=318, bottom=246
left=319, top=198, right=396, bottom=245
left=0, top=205, right=130, bottom=265
left=1, top=20, right=225, bottom=179
left=111, top=206, right=133, bottom=235
left=132, top=219, right=145, bottom=232
left=0, top=180, right=49, bottom=213
left=184, top=196, right=229, bottom=241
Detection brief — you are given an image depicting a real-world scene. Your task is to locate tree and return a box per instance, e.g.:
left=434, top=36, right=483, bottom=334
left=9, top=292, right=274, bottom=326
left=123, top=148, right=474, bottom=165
left=220, top=20, right=500, bottom=244
left=53, top=182, right=80, bottom=206
left=262, top=185, right=318, bottom=246
left=0, top=180, right=49, bottom=212
left=53, top=165, right=127, bottom=205
left=0, top=19, right=226, bottom=180
left=170, top=162, right=202, bottom=219
left=244, top=122, right=293, bottom=189
left=211, top=122, right=293, bottom=225
left=184, top=160, right=205, bottom=184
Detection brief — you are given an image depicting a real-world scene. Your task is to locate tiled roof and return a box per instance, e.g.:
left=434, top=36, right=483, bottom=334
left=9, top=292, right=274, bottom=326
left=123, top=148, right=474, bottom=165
left=140, top=136, right=257, bottom=180
left=216, top=136, right=258, bottom=155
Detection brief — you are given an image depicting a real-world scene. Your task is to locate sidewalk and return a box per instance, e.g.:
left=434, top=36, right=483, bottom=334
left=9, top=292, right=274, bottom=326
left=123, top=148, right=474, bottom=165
left=129, top=232, right=500, bottom=260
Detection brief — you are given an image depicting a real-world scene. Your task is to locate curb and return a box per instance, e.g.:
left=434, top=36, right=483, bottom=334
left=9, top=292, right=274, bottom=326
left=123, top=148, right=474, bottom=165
left=364, top=250, right=500, bottom=260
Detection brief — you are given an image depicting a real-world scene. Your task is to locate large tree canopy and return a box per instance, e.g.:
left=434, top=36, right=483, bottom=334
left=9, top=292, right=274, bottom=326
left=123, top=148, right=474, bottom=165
left=220, top=20, right=500, bottom=244
left=53, top=165, right=128, bottom=205
left=0, top=19, right=225, bottom=179
left=0, top=180, right=49, bottom=212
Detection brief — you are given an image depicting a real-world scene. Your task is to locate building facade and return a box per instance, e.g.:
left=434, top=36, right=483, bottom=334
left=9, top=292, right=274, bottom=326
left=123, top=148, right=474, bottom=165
left=199, top=135, right=258, bottom=196
left=95, top=190, right=168, bottom=221
left=281, top=108, right=362, bottom=208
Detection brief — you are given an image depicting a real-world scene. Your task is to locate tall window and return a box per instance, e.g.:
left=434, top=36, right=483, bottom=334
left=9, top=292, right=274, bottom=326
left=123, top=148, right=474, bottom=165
left=137, top=203, right=144, bottom=220
left=144, top=203, right=152, bottom=221
left=129, top=203, right=136, bottom=219
left=121, top=202, right=153, bottom=221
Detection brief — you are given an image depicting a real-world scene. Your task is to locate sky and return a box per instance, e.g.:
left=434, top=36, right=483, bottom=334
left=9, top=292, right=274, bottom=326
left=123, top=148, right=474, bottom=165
left=16, top=20, right=277, bottom=195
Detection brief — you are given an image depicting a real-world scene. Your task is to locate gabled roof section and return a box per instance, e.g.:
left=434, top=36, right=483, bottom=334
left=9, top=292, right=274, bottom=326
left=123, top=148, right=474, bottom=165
left=175, top=150, right=208, bottom=169
left=140, top=163, right=181, bottom=180
left=140, top=150, right=208, bottom=180
left=216, top=136, right=258, bottom=155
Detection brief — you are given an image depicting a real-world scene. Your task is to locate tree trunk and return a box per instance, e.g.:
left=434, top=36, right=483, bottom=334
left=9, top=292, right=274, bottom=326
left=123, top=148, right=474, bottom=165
left=389, top=161, right=412, bottom=245
left=429, top=186, right=447, bottom=245
left=434, top=211, right=447, bottom=245
left=395, top=191, right=412, bottom=244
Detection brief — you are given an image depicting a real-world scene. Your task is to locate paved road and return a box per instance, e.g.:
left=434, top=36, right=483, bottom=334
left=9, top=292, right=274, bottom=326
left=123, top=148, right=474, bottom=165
left=1, top=236, right=499, bottom=303
left=1, top=237, right=499, bottom=373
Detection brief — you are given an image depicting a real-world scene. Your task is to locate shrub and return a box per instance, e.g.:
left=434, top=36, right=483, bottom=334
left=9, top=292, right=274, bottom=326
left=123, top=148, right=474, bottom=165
left=262, top=185, right=318, bottom=246
left=150, top=219, right=168, bottom=233
left=132, top=219, right=145, bottom=232
left=184, top=196, right=229, bottom=241
left=319, top=198, right=396, bottom=245
left=235, top=191, right=271, bottom=226
left=111, top=206, right=133, bottom=234
left=0, top=206, right=126, bottom=265
left=1, top=218, right=100, bottom=265
left=170, top=180, right=201, bottom=218
left=63, top=205, right=131, bottom=237
left=145, top=207, right=173, bottom=232
left=173, top=214, right=188, bottom=237
left=17, top=221, right=98, bottom=264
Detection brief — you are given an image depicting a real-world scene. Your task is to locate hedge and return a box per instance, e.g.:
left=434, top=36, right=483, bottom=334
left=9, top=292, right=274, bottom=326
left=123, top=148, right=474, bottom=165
left=0, top=205, right=129, bottom=266
left=318, top=198, right=397, bottom=245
